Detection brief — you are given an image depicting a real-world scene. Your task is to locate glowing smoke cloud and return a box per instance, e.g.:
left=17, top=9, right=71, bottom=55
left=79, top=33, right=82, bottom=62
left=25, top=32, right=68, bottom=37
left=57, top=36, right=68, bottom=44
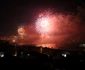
left=35, top=11, right=62, bottom=47
left=35, top=10, right=79, bottom=48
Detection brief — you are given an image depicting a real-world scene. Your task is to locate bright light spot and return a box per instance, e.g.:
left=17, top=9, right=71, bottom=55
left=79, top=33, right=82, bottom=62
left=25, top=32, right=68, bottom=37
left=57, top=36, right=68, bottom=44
left=1, top=54, right=4, bottom=57
left=35, top=11, right=56, bottom=37
left=62, top=54, right=67, bottom=57
left=27, top=54, right=30, bottom=56
left=13, top=52, right=17, bottom=56
left=18, top=27, right=25, bottom=36
left=12, top=39, right=16, bottom=43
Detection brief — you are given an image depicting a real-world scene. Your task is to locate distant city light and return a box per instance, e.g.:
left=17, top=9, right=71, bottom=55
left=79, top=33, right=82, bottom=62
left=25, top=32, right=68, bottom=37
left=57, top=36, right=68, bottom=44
left=13, top=52, right=17, bottom=56
left=79, top=44, right=85, bottom=47
left=0, top=54, right=4, bottom=57
left=12, top=39, right=16, bottom=43
left=27, top=54, right=30, bottom=56
left=0, top=52, right=4, bottom=58
left=62, top=54, right=67, bottom=57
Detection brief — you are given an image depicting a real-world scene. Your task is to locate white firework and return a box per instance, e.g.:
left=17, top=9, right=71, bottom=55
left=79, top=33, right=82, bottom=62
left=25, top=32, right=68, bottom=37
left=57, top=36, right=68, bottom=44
left=36, top=17, right=50, bottom=33
left=35, top=12, right=55, bottom=37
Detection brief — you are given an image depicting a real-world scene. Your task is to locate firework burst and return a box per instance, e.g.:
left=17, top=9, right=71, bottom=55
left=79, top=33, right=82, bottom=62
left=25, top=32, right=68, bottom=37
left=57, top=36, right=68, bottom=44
left=35, top=11, right=56, bottom=38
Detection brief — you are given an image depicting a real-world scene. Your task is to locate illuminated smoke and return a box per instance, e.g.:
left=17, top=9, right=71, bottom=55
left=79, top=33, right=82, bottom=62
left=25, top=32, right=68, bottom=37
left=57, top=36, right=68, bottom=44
left=34, top=10, right=80, bottom=48
left=21, top=8, right=83, bottom=49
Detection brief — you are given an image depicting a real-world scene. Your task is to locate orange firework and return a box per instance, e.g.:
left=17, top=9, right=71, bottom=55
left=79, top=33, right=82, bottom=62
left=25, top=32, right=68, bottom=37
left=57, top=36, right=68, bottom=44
left=18, top=27, right=25, bottom=36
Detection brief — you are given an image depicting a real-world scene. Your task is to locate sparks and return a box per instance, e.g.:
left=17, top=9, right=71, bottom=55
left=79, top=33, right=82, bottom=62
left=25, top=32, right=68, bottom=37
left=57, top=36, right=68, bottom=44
left=35, top=11, right=56, bottom=37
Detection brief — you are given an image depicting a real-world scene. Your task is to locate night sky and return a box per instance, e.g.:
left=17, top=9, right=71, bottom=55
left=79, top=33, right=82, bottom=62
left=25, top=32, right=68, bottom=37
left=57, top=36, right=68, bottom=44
left=0, top=0, right=85, bottom=49
left=0, top=0, right=84, bottom=36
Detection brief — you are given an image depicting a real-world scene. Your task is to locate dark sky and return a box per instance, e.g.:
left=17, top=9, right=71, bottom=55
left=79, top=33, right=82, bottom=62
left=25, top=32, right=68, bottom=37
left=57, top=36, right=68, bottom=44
left=0, top=0, right=84, bottom=36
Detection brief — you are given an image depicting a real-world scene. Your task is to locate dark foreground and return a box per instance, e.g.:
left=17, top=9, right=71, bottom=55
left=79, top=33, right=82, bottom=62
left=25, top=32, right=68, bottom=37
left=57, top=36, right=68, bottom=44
left=0, top=40, right=85, bottom=70
left=0, top=52, right=85, bottom=70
